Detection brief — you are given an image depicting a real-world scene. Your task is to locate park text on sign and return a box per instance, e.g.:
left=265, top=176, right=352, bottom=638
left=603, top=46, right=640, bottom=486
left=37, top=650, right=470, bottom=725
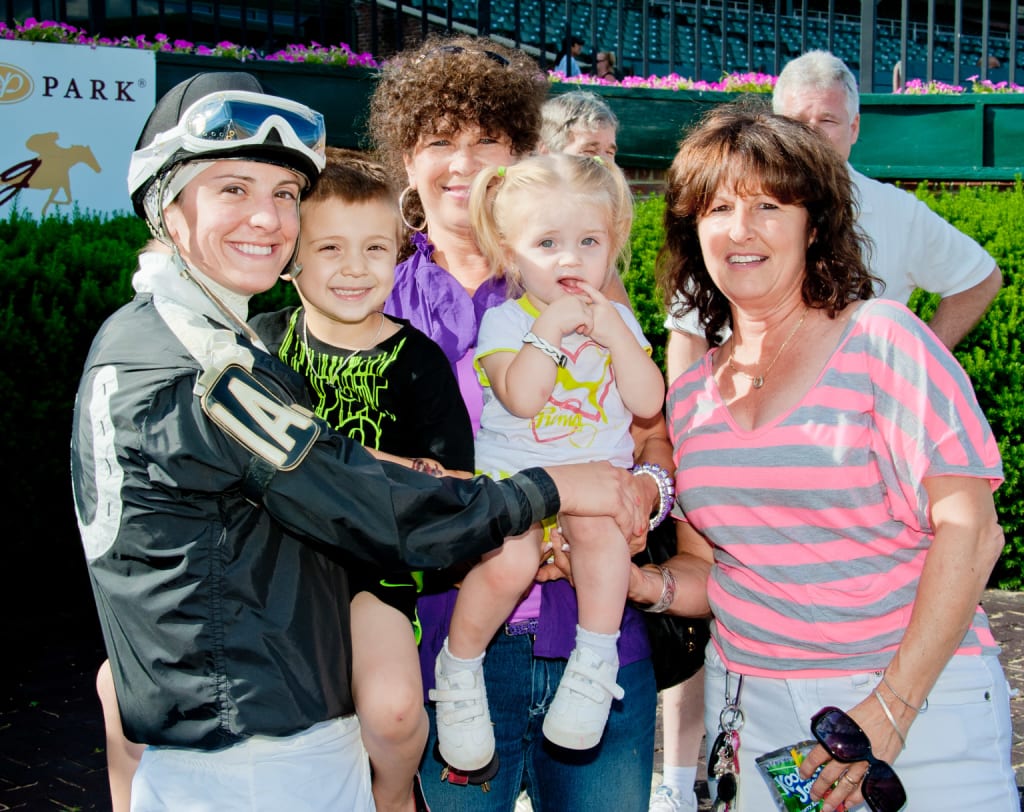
left=0, top=39, right=155, bottom=218
left=40, top=74, right=139, bottom=101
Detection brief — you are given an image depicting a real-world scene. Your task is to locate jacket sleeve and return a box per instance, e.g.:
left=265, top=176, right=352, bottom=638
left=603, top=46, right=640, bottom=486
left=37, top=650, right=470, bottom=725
left=153, top=361, right=557, bottom=572
left=266, top=439, right=555, bottom=570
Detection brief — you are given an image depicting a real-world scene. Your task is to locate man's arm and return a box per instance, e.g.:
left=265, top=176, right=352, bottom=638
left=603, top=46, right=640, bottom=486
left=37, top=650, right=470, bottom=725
left=666, top=328, right=710, bottom=386
left=927, top=265, right=1002, bottom=350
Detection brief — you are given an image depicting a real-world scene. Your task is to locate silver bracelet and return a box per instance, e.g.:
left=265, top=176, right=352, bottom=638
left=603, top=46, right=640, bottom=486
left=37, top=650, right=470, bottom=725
left=873, top=690, right=907, bottom=749
left=642, top=565, right=677, bottom=614
left=522, top=331, right=567, bottom=367
left=631, top=462, right=675, bottom=530
left=880, top=673, right=928, bottom=713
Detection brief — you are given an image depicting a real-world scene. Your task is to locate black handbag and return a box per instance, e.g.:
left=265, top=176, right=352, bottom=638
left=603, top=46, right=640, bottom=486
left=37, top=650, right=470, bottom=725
left=633, top=519, right=711, bottom=692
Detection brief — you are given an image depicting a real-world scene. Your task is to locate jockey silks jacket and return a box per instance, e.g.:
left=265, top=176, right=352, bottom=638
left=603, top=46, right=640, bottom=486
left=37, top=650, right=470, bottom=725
left=70, top=251, right=557, bottom=750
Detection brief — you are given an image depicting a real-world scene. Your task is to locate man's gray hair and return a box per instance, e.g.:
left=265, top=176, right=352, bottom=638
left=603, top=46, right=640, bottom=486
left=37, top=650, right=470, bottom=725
left=772, top=50, right=860, bottom=121
left=539, top=90, right=620, bottom=153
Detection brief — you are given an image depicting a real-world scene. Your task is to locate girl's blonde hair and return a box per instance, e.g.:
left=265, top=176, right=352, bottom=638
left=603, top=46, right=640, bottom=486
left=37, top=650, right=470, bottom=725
left=469, top=152, right=633, bottom=296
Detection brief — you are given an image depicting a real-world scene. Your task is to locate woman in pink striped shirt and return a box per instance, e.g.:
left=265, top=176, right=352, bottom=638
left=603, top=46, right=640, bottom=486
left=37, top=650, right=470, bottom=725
left=628, top=105, right=1016, bottom=811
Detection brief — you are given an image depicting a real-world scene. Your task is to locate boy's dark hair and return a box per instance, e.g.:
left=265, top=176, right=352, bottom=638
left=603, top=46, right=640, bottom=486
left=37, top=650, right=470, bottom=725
left=304, top=147, right=397, bottom=210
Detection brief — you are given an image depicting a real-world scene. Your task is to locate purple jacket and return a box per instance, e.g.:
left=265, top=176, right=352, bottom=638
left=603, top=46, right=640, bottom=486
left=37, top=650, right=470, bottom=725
left=385, top=233, right=652, bottom=692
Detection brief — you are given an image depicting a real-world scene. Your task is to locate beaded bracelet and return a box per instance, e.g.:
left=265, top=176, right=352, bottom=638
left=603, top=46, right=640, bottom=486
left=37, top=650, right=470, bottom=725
left=522, top=331, right=567, bottom=368
left=631, top=462, right=675, bottom=530
left=641, top=565, right=677, bottom=614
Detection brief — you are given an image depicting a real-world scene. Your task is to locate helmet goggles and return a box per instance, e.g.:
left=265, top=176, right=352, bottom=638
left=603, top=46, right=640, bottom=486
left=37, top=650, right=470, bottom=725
left=179, top=91, right=326, bottom=157
left=128, top=90, right=326, bottom=198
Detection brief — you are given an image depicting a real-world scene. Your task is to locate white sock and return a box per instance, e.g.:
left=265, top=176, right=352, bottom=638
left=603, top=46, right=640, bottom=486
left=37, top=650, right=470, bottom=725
left=575, top=624, right=620, bottom=666
left=438, top=637, right=485, bottom=674
left=662, top=765, right=697, bottom=795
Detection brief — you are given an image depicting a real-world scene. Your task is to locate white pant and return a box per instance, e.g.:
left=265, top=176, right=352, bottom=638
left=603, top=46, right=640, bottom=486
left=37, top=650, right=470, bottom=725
left=130, top=716, right=374, bottom=811
left=703, top=645, right=1017, bottom=811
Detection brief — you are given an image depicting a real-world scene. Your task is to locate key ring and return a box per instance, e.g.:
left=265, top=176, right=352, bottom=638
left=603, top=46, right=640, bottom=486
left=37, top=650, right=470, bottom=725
left=710, top=673, right=745, bottom=811
left=719, top=673, right=745, bottom=732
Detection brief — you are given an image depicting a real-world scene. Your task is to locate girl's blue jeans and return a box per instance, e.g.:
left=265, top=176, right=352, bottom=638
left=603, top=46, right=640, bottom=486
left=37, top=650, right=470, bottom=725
left=419, top=630, right=657, bottom=812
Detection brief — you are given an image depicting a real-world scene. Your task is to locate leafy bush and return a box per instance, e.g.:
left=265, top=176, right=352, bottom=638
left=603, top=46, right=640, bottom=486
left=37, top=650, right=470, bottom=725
left=911, top=180, right=1024, bottom=587
left=624, top=193, right=669, bottom=370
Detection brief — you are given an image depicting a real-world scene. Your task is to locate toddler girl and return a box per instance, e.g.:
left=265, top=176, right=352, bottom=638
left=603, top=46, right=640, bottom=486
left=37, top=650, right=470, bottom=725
left=429, top=153, right=665, bottom=776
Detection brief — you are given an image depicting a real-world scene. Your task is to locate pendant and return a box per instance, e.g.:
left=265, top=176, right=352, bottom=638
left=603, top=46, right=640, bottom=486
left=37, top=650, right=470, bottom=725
left=751, top=375, right=765, bottom=389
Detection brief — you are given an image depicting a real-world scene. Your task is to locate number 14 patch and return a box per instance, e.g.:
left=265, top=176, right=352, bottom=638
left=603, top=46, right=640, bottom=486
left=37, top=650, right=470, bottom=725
left=200, top=364, right=320, bottom=471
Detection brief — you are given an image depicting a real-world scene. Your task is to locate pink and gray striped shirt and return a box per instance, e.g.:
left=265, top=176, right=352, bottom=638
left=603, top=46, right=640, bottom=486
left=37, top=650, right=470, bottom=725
left=667, top=298, right=1002, bottom=678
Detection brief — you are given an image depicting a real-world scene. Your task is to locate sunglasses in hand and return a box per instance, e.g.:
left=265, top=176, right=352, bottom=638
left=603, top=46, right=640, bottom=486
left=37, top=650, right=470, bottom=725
left=810, top=707, right=908, bottom=812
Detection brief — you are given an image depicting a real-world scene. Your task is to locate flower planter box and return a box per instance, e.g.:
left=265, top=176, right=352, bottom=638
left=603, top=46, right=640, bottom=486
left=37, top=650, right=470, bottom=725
left=558, top=83, right=1024, bottom=181
left=853, top=93, right=1024, bottom=181
left=154, top=55, right=1024, bottom=182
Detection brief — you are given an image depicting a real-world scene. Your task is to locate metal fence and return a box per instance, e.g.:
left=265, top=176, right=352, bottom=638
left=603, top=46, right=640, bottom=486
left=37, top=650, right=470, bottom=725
left=4, top=0, right=1019, bottom=90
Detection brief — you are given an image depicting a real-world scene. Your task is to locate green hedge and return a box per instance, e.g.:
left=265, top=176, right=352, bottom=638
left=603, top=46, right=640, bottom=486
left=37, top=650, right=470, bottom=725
left=910, top=180, right=1024, bottom=588
left=624, top=181, right=1024, bottom=588
left=7, top=182, right=1024, bottom=597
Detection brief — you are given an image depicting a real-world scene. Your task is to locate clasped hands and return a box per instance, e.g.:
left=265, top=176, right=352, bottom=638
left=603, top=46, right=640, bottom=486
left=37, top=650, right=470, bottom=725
left=537, top=460, right=652, bottom=583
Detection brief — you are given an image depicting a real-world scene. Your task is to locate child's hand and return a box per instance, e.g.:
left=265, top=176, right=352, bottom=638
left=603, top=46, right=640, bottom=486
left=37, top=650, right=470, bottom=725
left=571, top=281, right=631, bottom=349
left=411, top=457, right=444, bottom=476
left=533, top=295, right=594, bottom=339
left=537, top=526, right=574, bottom=584
left=410, top=457, right=473, bottom=479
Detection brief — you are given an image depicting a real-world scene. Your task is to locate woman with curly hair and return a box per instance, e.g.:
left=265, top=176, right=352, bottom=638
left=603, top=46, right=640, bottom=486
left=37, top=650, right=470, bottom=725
left=631, top=104, right=1016, bottom=812
left=369, top=34, right=669, bottom=812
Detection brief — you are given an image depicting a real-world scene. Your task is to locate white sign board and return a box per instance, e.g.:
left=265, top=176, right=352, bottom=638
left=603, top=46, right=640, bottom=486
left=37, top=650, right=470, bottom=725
left=0, top=39, right=156, bottom=219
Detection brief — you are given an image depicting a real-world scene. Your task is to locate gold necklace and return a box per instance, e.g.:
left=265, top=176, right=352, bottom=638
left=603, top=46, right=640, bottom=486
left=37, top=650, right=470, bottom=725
left=727, top=306, right=809, bottom=390
left=301, top=309, right=386, bottom=371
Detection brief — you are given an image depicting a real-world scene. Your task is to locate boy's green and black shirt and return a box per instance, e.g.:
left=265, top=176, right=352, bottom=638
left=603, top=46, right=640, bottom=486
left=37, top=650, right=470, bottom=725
left=251, top=307, right=473, bottom=471
left=251, top=306, right=475, bottom=634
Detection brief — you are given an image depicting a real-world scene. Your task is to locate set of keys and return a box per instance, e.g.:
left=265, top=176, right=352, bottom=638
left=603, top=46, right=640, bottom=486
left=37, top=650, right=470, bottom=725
left=709, top=728, right=740, bottom=810
left=709, top=675, right=744, bottom=811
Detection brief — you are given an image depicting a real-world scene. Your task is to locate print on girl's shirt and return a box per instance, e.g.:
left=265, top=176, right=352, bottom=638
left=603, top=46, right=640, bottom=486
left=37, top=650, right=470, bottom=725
left=532, top=343, right=614, bottom=448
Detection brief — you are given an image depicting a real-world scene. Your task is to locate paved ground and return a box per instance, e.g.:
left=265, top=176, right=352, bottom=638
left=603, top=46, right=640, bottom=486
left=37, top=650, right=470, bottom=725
left=4, top=590, right=1024, bottom=811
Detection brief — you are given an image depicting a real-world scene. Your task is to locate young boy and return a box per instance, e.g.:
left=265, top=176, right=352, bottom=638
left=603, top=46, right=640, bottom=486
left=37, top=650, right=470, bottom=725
left=251, top=147, right=474, bottom=812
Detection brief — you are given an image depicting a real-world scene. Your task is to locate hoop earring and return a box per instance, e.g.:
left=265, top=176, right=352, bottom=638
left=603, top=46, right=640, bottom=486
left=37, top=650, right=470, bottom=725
left=398, top=186, right=427, bottom=232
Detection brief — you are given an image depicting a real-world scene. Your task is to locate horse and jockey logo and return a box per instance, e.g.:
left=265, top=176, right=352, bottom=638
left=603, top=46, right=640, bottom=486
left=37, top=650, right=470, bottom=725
left=0, top=130, right=102, bottom=215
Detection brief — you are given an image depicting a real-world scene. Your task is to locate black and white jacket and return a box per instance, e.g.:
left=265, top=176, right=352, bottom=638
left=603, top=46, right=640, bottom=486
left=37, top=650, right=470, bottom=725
left=71, top=251, right=556, bottom=749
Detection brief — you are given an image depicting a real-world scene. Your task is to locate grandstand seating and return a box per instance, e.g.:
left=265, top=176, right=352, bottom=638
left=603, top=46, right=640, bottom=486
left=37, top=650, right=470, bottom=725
left=420, top=0, right=1019, bottom=88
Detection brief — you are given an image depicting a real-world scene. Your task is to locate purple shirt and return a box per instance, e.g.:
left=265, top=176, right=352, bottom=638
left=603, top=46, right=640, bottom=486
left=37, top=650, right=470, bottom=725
left=385, top=233, right=651, bottom=692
